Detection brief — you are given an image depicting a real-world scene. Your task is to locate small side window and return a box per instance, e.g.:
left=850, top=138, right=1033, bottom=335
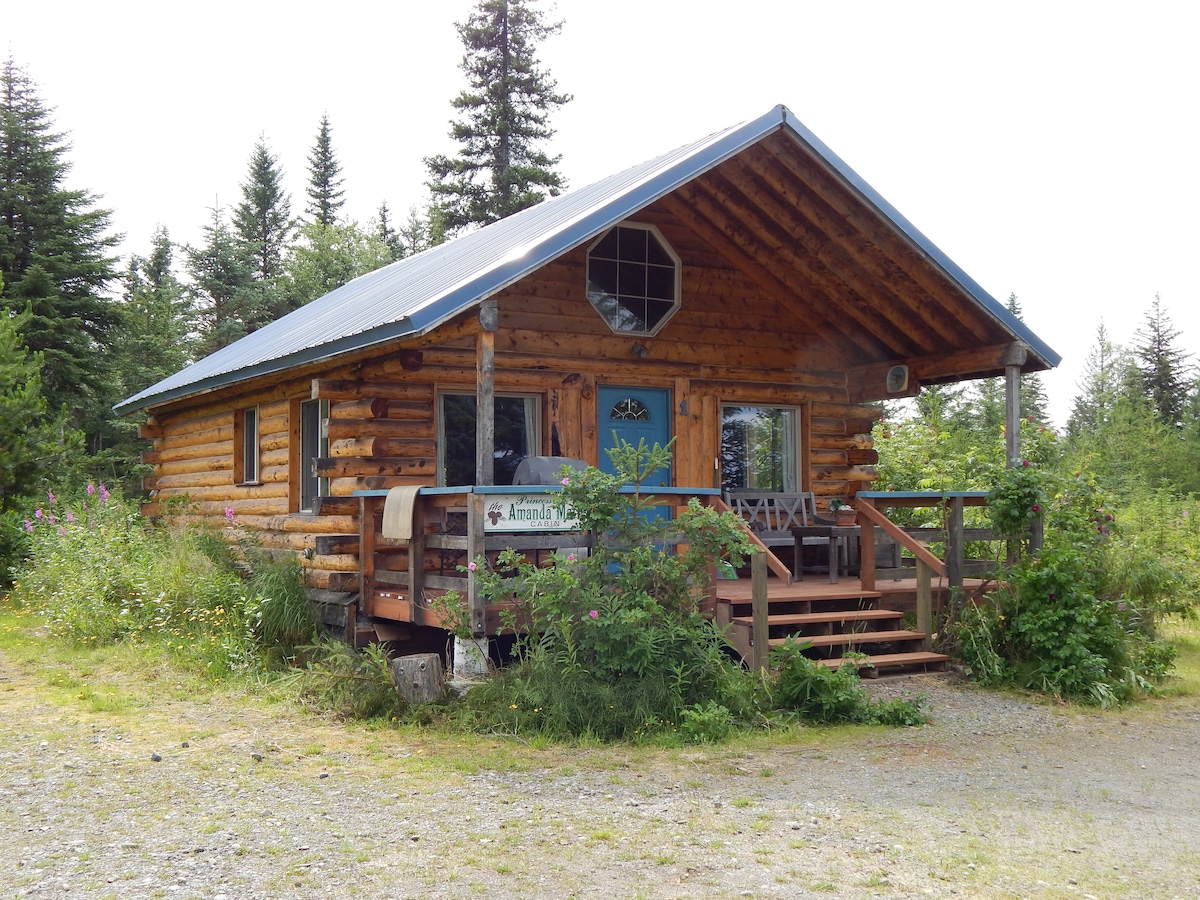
left=299, top=398, right=329, bottom=512
left=234, top=407, right=260, bottom=484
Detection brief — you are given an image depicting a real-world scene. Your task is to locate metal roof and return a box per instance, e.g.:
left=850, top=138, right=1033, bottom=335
left=116, top=105, right=1059, bottom=414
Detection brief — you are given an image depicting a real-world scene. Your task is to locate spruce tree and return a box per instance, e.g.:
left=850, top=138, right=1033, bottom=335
left=232, top=138, right=293, bottom=320
left=1066, top=322, right=1125, bottom=440
left=374, top=201, right=405, bottom=262
left=305, top=114, right=344, bottom=227
left=425, top=0, right=571, bottom=233
left=282, top=220, right=393, bottom=307
left=0, top=58, right=120, bottom=415
left=187, top=207, right=258, bottom=356
left=1133, top=293, right=1191, bottom=427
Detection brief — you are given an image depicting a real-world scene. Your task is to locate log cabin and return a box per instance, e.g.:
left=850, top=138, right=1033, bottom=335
left=116, top=105, right=1059, bottom=672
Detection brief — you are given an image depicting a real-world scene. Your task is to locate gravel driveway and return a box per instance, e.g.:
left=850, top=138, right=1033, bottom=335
left=2, top=659, right=1197, bottom=900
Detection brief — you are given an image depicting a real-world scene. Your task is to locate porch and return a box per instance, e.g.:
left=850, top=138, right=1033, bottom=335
left=342, top=487, right=1015, bottom=674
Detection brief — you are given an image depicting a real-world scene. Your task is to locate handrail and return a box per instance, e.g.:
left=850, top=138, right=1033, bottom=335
left=712, top=496, right=793, bottom=584
left=855, top=500, right=945, bottom=575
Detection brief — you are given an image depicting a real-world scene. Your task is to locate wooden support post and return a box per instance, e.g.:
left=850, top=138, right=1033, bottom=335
left=751, top=551, right=769, bottom=673
left=858, top=498, right=876, bottom=591
left=946, top=495, right=964, bottom=595
left=1005, top=364, right=1022, bottom=467
left=359, top=496, right=377, bottom=616
left=467, top=491, right=486, bottom=637
left=476, top=299, right=497, bottom=486
left=409, top=494, right=426, bottom=626
left=916, top=558, right=933, bottom=652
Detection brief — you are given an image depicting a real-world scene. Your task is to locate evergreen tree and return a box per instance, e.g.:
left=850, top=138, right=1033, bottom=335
left=1133, top=293, right=1191, bottom=427
left=187, top=207, right=258, bottom=357
left=232, top=138, right=293, bottom=319
left=117, top=226, right=194, bottom=391
left=0, top=58, right=120, bottom=415
left=282, top=220, right=393, bottom=307
left=1066, top=322, right=1125, bottom=440
left=374, top=201, right=405, bottom=262
left=1004, top=293, right=1048, bottom=423
left=425, top=0, right=571, bottom=233
left=305, top=114, right=344, bottom=227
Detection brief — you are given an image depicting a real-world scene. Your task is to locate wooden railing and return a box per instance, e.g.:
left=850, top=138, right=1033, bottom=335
left=354, top=486, right=722, bottom=638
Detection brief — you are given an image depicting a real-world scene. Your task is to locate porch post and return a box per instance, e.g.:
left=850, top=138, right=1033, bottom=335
left=1002, top=343, right=1028, bottom=468
left=476, top=298, right=497, bottom=486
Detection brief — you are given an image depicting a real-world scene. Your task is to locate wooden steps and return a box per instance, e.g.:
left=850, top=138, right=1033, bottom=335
left=716, top=575, right=948, bottom=676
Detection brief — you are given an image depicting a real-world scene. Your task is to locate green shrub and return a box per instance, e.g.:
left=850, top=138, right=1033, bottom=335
left=7, top=486, right=316, bottom=674
left=771, top=639, right=927, bottom=726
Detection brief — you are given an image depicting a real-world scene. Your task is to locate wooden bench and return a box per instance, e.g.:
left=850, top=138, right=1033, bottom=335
left=724, top=491, right=820, bottom=549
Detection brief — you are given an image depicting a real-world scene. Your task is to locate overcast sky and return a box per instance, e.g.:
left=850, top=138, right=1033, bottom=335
left=7, top=0, right=1199, bottom=425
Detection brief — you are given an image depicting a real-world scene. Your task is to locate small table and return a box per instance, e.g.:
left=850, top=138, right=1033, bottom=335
left=792, top=525, right=860, bottom=584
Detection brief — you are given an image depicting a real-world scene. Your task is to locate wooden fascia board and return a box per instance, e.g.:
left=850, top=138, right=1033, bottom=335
left=846, top=342, right=1038, bottom=403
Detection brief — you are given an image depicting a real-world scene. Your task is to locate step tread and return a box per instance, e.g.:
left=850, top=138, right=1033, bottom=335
left=816, top=651, right=950, bottom=668
left=769, top=629, right=927, bottom=649
left=732, top=610, right=903, bottom=626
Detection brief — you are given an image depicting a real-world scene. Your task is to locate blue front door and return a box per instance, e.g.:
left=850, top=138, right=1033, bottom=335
left=597, top=385, right=672, bottom=487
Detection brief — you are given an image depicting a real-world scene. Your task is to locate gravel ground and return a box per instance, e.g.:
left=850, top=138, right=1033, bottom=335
left=1, top=659, right=1198, bottom=900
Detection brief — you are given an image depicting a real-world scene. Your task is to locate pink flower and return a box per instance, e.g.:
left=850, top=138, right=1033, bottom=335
left=1022, top=459, right=1031, bottom=467
left=35, top=509, right=44, bottom=520
left=1031, top=504, right=1040, bottom=513
left=589, top=610, right=599, bottom=619
left=468, top=561, right=477, bottom=572
left=23, top=520, right=33, bottom=533
left=224, top=507, right=236, bottom=521
left=1049, top=593, right=1056, bottom=601
left=65, top=511, right=75, bottom=524
left=87, top=483, right=96, bottom=496
left=58, top=528, right=66, bottom=537
left=567, top=554, right=576, bottom=562
left=47, top=491, right=55, bottom=505
left=561, top=477, right=570, bottom=486
left=98, top=484, right=110, bottom=502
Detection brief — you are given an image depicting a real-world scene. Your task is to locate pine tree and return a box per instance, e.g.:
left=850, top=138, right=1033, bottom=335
left=305, top=114, right=344, bottom=227
left=187, top=207, right=258, bottom=356
left=374, top=201, right=405, bottom=262
left=282, top=220, right=393, bottom=307
left=118, top=226, right=194, bottom=390
left=0, top=58, right=120, bottom=414
left=425, top=0, right=571, bottom=234
left=232, top=138, right=293, bottom=319
left=1066, top=322, right=1125, bottom=439
left=1133, top=293, right=1191, bottom=427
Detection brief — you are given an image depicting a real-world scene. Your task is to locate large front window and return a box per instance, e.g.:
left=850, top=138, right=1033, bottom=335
left=586, top=223, right=680, bottom=335
left=721, top=406, right=800, bottom=493
left=439, top=394, right=539, bottom=486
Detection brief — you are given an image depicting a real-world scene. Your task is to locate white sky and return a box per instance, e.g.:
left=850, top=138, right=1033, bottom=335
left=7, top=0, right=1199, bottom=425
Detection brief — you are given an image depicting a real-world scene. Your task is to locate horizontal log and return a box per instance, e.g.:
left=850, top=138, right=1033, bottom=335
left=259, top=413, right=288, bottom=438
left=312, top=570, right=359, bottom=593
left=151, top=483, right=289, bottom=502
left=810, top=434, right=873, bottom=450
left=315, top=534, right=361, bottom=556
left=362, top=475, right=440, bottom=491
left=155, top=455, right=233, bottom=477
left=315, top=457, right=436, bottom=478
left=810, top=465, right=879, bottom=483
left=154, top=470, right=237, bottom=490
left=846, top=448, right=879, bottom=465
left=812, top=401, right=883, bottom=421
left=139, top=421, right=164, bottom=439
left=326, top=417, right=435, bottom=441
left=304, top=553, right=360, bottom=572
left=313, top=379, right=434, bottom=402
left=142, top=440, right=227, bottom=465
left=234, top=513, right=356, bottom=534
left=313, top=496, right=359, bottom=516
left=155, top=423, right=233, bottom=450
left=810, top=449, right=848, bottom=467
left=386, top=401, right=435, bottom=421
left=330, top=398, right=389, bottom=420
left=328, top=437, right=437, bottom=458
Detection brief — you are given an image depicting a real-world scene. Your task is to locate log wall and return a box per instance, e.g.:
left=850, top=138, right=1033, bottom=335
left=139, top=216, right=880, bottom=604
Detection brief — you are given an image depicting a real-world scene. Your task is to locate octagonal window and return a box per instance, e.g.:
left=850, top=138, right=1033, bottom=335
left=586, top=223, right=680, bottom=336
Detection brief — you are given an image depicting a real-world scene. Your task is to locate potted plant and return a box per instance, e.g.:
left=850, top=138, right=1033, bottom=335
left=829, top=498, right=857, bottom=526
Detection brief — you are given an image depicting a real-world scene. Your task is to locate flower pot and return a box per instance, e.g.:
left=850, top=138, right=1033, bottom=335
left=835, top=507, right=857, bottom=526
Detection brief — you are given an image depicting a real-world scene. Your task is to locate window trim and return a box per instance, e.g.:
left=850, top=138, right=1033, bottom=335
left=234, top=406, right=261, bottom=485
left=437, top=390, right=541, bottom=487
left=296, top=397, right=329, bottom=513
left=719, top=403, right=806, bottom=494
left=585, top=221, right=681, bottom=337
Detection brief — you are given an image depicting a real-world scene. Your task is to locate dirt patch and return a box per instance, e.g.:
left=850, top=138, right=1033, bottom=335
left=0, top=658, right=1197, bottom=900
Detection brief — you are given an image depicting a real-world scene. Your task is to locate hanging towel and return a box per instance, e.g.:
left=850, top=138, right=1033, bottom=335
left=382, top=485, right=422, bottom=541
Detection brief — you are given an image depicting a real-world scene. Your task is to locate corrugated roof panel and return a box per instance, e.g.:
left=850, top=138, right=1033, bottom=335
left=116, top=105, right=1059, bottom=414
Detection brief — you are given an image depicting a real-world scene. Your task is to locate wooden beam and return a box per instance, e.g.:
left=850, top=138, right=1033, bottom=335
left=1006, top=363, right=1022, bottom=466
left=477, top=299, right=497, bottom=486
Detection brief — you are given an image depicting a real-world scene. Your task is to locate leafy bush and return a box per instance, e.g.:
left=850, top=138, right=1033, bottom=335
left=771, top=639, right=927, bottom=726
left=6, top=487, right=316, bottom=674
left=987, top=462, right=1046, bottom=537
left=458, top=439, right=761, bottom=741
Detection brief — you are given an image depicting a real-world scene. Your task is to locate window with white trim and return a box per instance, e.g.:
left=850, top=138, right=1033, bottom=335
left=234, top=407, right=260, bottom=484
left=438, top=393, right=540, bottom=486
left=299, top=398, right=329, bottom=512
left=586, top=223, right=680, bottom=336
left=721, top=406, right=800, bottom=493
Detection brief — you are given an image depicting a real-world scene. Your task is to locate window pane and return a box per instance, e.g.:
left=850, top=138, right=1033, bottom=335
left=646, top=264, right=674, bottom=301
left=440, top=394, right=537, bottom=486
left=617, top=226, right=647, bottom=263
left=300, top=399, right=326, bottom=511
left=721, top=406, right=798, bottom=492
